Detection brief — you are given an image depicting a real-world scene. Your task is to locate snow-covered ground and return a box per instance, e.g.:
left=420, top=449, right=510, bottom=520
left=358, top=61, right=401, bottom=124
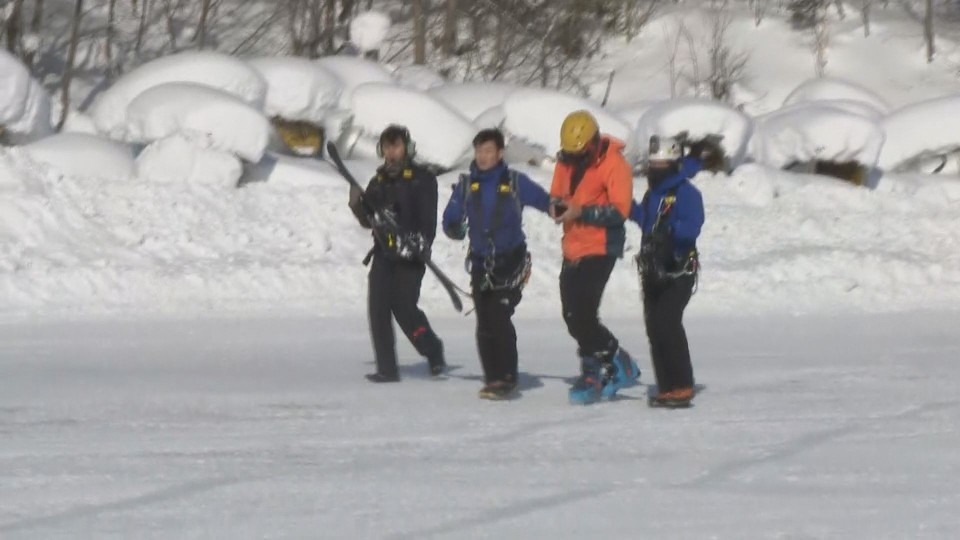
left=1, top=313, right=958, bottom=538
left=2, top=145, right=959, bottom=320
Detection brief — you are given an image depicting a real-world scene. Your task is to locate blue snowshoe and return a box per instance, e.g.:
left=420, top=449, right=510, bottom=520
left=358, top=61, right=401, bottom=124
left=569, top=356, right=604, bottom=405
left=600, top=348, right=641, bottom=399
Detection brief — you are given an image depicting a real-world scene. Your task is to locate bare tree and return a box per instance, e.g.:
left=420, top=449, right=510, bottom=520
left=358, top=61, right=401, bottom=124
left=441, top=0, right=457, bottom=56
left=30, top=0, right=42, bottom=33
left=5, top=0, right=24, bottom=53
left=664, top=22, right=684, bottom=98
left=323, top=0, right=335, bottom=54
left=413, top=0, right=425, bottom=64
left=58, top=0, right=83, bottom=131
left=196, top=0, right=212, bottom=49
left=754, top=0, right=767, bottom=26
left=924, top=0, right=934, bottom=63
left=706, top=10, right=749, bottom=102
left=105, top=0, right=118, bottom=78
left=862, top=0, right=870, bottom=37
left=814, top=2, right=828, bottom=76
left=135, top=0, right=151, bottom=57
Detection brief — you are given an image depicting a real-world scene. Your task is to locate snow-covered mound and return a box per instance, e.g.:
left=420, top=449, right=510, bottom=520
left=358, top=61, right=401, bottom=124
left=502, top=88, right=634, bottom=158
left=89, top=51, right=267, bottom=137
left=23, top=133, right=135, bottom=180
left=878, top=95, right=960, bottom=172
left=349, top=11, right=391, bottom=52
left=473, top=106, right=506, bottom=130
left=636, top=98, right=752, bottom=166
left=393, top=65, right=446, bottom=91
left=316, top=56, right=395, bottom=108
left=136, top=136, right=242, bottom=187
left=784, top=77, right=890, bottom=113
left=751, top=104, right=884, bottom=168
left=612, top=100, right=662, bottom=130
left=349, top=83, right=474, bottom=169
left=801, top=99, right=886, bottom=120
left=429, top=82, right=519, bottom=121
left=0, top=49, right=52, bottom=143
left=124, top=83, right=270, bottom=163
left=247, top=57, right=343, bottom=124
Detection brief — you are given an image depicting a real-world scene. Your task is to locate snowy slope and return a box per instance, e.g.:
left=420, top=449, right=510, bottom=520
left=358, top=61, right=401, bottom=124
left=594, top=6, right=960, bottom=115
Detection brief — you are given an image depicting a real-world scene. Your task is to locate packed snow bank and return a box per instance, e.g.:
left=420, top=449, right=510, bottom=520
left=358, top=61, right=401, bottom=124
left=246, top=57, right=342, bottom=124
left=89, top=51, right=267, bottom=137
left=135, top=136, right=242, bottom=187
left=784, top=77, right=890, bottom=113
left=124, top=83, right=270, bottom=162
left=1, top=144, right=960, bottom=318
left=0, top=49, right=52, bottom=142
left=429, top=82, right=519, bottom=121
left=348, top=83, right=474, bottom=169
left=636, top=98, right=753, bottom=166
left=23, top=133, right=135, bottom=180
left=317, top=56, right=395, bottom=108
left=393, top=65, right=446, bottom=91
left=878, top=95, right=960, bottom=172
left=349, top=11, right=391, bottom=52
left=751, top=104, right=885, bottom=169
left=503, top=88, right=635, bottom=158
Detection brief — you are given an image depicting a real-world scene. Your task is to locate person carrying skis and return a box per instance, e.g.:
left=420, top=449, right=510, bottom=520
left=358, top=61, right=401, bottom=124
left=348, top=124, right=446, bottom=383
left=549, top=110, right=641, bottom=404
left=442, top=128, right=550, bottom=400
left=630, top=135, right=705, bottom=408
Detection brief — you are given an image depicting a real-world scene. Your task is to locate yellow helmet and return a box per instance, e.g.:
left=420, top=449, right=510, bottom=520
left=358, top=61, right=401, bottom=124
left=559, top=110, right=599, bottom=154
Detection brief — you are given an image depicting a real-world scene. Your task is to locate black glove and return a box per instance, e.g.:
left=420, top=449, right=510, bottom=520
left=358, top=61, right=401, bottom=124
left=396, top=233, right=428, bottom=261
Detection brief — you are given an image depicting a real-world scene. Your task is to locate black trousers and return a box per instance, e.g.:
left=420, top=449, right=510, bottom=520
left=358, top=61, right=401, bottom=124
left=642, top=273, right=695, bottom=392
left=368, top=254, right=443, bottom=377
left=559, top=255, right=619, bottom=360
left=471, top=248, right=526, bottom=384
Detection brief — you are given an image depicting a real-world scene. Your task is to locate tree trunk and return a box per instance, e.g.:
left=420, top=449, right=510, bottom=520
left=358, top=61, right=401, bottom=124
left=135, top=0, right=151, bottom=56
left=197, top=0, right=212, bottom=49
left=442, top=0, right=457, bottom=57
left=106, top=0, right=117, bottom=78
left=6, top=0, right=25, bottom=53
left=413, top=0, right=426, bottom=64
left=58, top=0, right=84, bottom=131
left=30, top=0, right=43, bottom=34
left=862, top=0, right=870, bottom=37
left=924, top=0, right=934, bottom=63
left=814, top=4, right=828, bottom=77
left=323, top=0, right=335, bottom=54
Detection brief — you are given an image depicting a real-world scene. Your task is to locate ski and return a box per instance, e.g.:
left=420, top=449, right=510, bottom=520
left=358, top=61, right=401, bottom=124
left=326, top=141, right=464, bottom=313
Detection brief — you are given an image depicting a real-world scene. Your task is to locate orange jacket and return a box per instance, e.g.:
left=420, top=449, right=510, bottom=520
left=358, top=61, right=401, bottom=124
left=550, top=136, right=633, bottom=261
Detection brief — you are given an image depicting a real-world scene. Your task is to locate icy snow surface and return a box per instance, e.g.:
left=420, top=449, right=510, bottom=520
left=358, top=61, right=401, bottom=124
left=0, top=314, right=957, bottom=538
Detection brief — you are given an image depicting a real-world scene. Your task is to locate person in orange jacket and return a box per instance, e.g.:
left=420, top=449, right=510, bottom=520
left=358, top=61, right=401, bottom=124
left=549, top=110, right=641, bottom=404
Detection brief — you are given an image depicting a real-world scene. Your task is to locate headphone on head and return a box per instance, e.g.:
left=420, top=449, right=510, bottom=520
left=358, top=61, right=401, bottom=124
left=376, top=124, right=417, bottom=159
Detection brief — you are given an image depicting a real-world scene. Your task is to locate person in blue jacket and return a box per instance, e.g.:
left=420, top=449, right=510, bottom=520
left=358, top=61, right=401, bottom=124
left=630, top=135, right=705, bottom=408
left=442, top=128, right=551, bottom=400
